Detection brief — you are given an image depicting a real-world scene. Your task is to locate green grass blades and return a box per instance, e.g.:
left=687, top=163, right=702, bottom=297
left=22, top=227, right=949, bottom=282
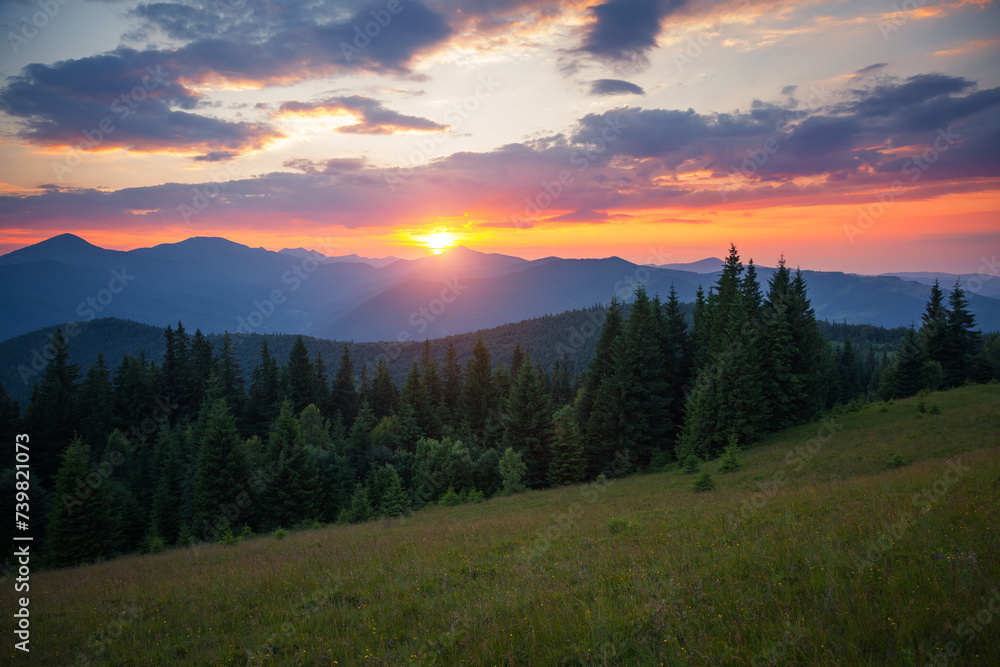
left=4, top=384, right=999, bottom=665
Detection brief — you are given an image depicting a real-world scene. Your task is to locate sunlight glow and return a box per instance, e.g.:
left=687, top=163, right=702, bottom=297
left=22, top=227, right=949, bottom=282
left=416, top=228, right=460, bottom=254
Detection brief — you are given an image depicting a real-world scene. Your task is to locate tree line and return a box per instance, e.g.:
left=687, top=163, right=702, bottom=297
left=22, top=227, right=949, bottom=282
left=2, top=244, right=996, bottom=568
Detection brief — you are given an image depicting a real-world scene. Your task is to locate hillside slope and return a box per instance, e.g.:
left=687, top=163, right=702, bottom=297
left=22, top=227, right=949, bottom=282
left=4, top=384, right=998, bottom=665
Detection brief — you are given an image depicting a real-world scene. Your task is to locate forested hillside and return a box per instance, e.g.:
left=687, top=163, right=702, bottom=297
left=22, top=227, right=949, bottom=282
left=2, top=246, right=997, bottom=568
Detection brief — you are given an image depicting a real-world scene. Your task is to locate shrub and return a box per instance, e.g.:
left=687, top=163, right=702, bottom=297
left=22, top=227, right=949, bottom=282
left=648, top=449, right=672, bottom=473
left=683, top=454, right=702, bottom=475
left=274, top=528, right=287, bottom=540
left=439, top=486, right=462, bottom=507
left=887, top=453, right=907, bottom=469
left=693, top=471, right=716, bottom=492
left=239, top=525, right=253, bottom=541
left=498, top=448, right=528, bottom=496
left=917, top=398, right=927, bottom=414
left=595, top=473, right=608, bottom=485
left=607, top=517, right=629, bottom=535
left=928, top=404, right=941, bottom=415
left=218, top=527, right=238, bottom=546
left=466, top=488, right=485, bottom=503
left=718, top=435, right=743, bottom=473
left=144, top=532, right=165, bottom=554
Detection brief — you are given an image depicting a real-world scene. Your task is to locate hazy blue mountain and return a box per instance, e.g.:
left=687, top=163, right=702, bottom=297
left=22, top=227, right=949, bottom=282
left=654, top=257, right=726, bottom=273
left=0, top=235, right=997, bottom=343
left=879, top=271, right=1000, bottom=300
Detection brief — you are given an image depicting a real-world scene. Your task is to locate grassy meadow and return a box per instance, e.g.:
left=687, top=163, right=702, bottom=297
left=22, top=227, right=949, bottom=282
left=4, top=383, right=999, bottom=665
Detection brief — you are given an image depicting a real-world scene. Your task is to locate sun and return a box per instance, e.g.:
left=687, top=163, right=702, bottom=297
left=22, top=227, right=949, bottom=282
left=418, top=228, right=459, bottom=254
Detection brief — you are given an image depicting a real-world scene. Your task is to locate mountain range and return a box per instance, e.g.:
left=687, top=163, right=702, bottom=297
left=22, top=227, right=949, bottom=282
left=0, top=234, right=997, bottom=343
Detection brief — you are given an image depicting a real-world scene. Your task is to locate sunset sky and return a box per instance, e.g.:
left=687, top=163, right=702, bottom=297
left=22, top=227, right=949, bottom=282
left=0, top=0, right=997, bottom=273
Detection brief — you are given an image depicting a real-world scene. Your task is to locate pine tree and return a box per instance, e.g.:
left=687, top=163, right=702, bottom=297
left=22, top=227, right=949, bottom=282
left=547, top=404, right=586, bottom=486
left=331, top=344, right=359, bottom=428
left=0, top=379, right=23, bottom=469
left=894, top=328, right=928, bottom=398
left=501, top=358, right=554, bottom=488
left=442, top=341, right=463, bottom=427
left=23, top=329, right=80, bottom=480
left=262, top=402, right=319, bottom=529
left=498, top=447, right=527, bottom=496
left=689, top=286, right=712, bottom=373
left=510, top=343, right=526, bottom=378
left=77, top=353, right=114, bottom=449
left=379, top=466, right=410, bottom=517
left=340, top=483, right=374, bottom=523
left=161, top=322, right=191, bottom=417
left=189, top=329, right=214, bottom=409
left=192, top=399, right=251, bottom=540
left=214, top=333, right=245, bottom=422
left=402, top=362, right=440, bottom=439
left=943, top=281, right=980, bottom=386
left=150, top=423, right=185, bottom=544
left=282, top=336, right=316, bottom=413
left=623, top=286, right=671, bottom=466
left=46, top=439, right=115, bottom=568
left=837, top=336, right=862, bottom=403
left=462, top=333, right=497, bottom=441
left=920, top=280, right=948, bottom=369
left=313, top=352, right=332, bottom=416
left=579, top=299, right=624, bottom=473
left=370, top=358, right=399, bottom=420
left=246, top=339, right=280, bottom=435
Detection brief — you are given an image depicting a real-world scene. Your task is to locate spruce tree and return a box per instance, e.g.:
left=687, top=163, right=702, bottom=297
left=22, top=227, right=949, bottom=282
left=282, top=336, right=316, bottom=413
left=0, top=379, right=23, bottom=469
left=214, top=333, right=245, bottom=422
left=331, top=344, right=359, bottom=428
left=462, top=334, right=497, bottom=441
left=379, top=466, right=410, bottom=517
left=943, top=281, right=979, bottom=386
left=192, top=399, right=251, bottom=540
left=442, top=341, right=463, bottom=427
left=501, top=359, right=554, bottom=488
left=46, top=439, right=115, bottom=568
left=340, top=483, right=374, bottom=523
left=23, top=329, right=80, bottom=480
left=246, top=339, right=280, bottom=435
left=623, top=287, right=671, bottom=466
left=920, top=280, right=948, bottom=369
left=548, top=404, right=586, bottom=486
left=370, top=359, right=399, bottom=420
left=189, top=329, right=214, bottom=409
left=77, top=353, right=114, bottom=449
left=894, top=328, right=928, bottom=398
left=262, top=402, right=319, bottom=529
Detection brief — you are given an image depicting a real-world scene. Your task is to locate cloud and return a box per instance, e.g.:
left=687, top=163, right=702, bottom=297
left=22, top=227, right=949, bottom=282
left=0, top=49, right=281, bottom=156
left=2, top=70, right=998, bottom=234
left=579, top=0, right=688, bottom=64
left=276, top=96, right=449, bottom=134
left=589, top=79, right=646, bottom=96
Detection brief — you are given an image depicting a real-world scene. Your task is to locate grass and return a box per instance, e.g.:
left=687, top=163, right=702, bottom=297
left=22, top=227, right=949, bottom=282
left=3, top=384, right=999, bottom=665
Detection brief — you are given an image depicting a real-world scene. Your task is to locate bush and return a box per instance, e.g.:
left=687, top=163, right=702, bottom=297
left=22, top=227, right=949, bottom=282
left=648, top=449, right=672, bottom=473
left=928, top=404, right=941, bottom=415
left=466, top=488, right=485, bottom=503
left=683, top=454, right=702, bottom=475
left=887, top=453, right=907, bottom=469
left=718, top=435, right=743, bottom=473
left=607, top=517, right=629, bottom=535
left=274, top=528, right=287, bottom=540
left=595, top=473, right=608, bottom=485
left=143, top=532, right=165, bottom=554
left=218, top=527, right=239, bottom=546
left=693, top=471, right=716, bottom=492
left=438, top=486, right=462, bottom=507
left=498, top=448, right=528, bottom=496
left=239, top=525, right=253, bottom=541
left=917, top=398, right=927, bottom=414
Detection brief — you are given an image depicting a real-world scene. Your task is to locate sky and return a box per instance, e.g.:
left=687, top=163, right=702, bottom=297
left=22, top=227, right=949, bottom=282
left=0, top=0, right=997, bottom=273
